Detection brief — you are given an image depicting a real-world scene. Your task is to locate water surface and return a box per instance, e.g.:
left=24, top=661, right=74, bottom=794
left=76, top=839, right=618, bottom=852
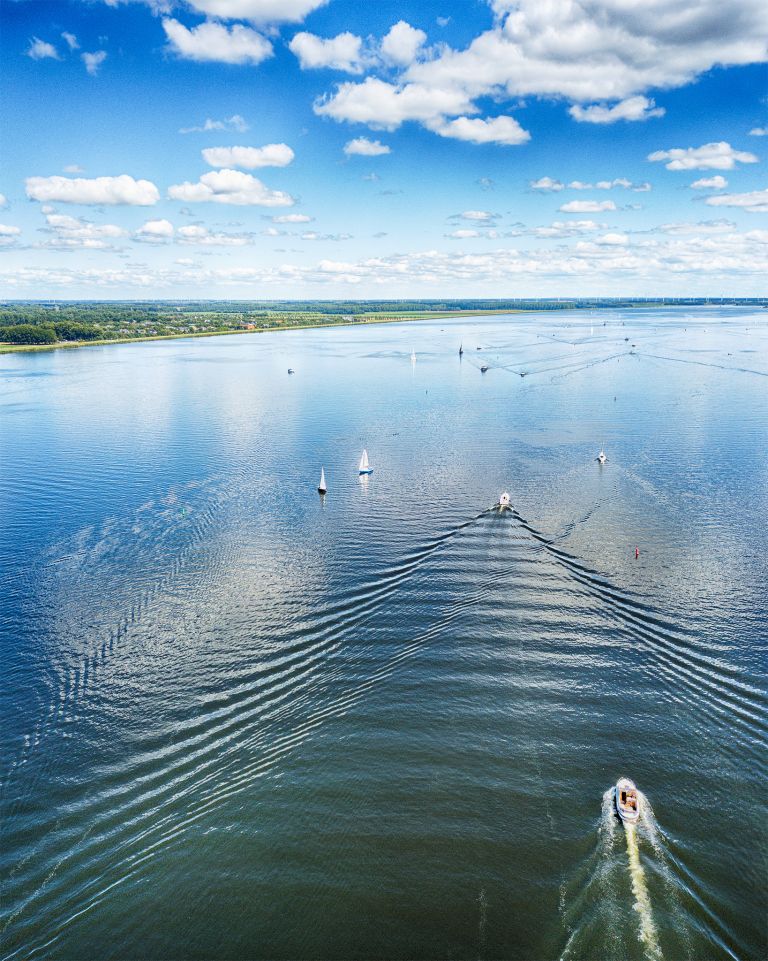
left=1, top=308, right=766, bottom=960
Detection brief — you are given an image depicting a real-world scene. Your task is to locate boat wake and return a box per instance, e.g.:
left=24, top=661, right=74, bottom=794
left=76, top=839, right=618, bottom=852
left=559, top=791, right=676, bottom=961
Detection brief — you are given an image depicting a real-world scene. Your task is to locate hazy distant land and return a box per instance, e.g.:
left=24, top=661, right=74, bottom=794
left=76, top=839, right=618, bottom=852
left=1, top=299, right=765, bottom=353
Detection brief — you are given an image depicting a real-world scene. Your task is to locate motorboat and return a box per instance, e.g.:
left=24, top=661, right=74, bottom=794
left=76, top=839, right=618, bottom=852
left=498, top=491, right=511, bottom=508
left=358, top=449, right=373, bottom=475
left=597, top=449, right=607, bottom=465
left=480, top=365, right=489, bottom=373
left=318, top=467, right=327, bottom=494
left=613, top=777, right=640, bottom=823
left=288, top=368, right=295, bottom=374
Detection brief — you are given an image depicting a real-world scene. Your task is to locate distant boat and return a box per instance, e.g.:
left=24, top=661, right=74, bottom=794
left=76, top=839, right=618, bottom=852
left=359, top=449, right=373, bottom=475
left=480, top=365, right=489, bottom=373
left=318, top=467, right=327, bottom=494
left=410, top=349, right=416, bottom=363
left=613, top=777, right=640, bottom=824
left=288, top=368, right=295, bottom=374
left=597, top=449, right=607, bottom=465
left=459, top=344, right=463, bottom=356
left=498, top=491, right=510, bottom=508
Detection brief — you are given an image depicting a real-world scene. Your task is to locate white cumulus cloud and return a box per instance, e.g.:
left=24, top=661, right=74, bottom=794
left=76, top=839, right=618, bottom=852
left=163, top=19, right=273, bottom=65
left=168, top=169, right=294, bottom=206
left=185, top=0, right=327, bottom=23
left=559, top=199, right=617, bottom=213
left=0, top=224, right=22, bottom=247
left=27, top=38, right=60, bottom=60
left=648, top=142, right=759, bottom=171
left=180, top=115, right=249, bottom=134
left=82, top=51, right=107, bottom=75
left=691, top=176, right=728, bottom=190
left=460, top=210, right=493, bottom=221
left=749, top=127, right=768, bottom=136
left=42, top=213, right=126, bottom=249
left=62, top=32, right=79, bottom=50
left=343, top=137, right=391, bottom=156
left=407, top=1, right=768, bottom=109
left=26, top=174, right=160, bottom=206
left=381, top=21, right=427, bottom=66
left=135, top=219, right=175, bottom=242
left=202, top=144, right=295, bottom=168
left=272, top=213, right=313, bottom=223
left=314, top=77, right=473, bottom=129
left=569, top=96, right=665, bottom=124
left=705, top=188, right=768, bottom=213
left=289, top=32, right=364, bottom=73
left=530, top=177, right=564, bottom=192
left=430, top=115, right=530, bottom=145
left=178, top=224, right=251, bottom=245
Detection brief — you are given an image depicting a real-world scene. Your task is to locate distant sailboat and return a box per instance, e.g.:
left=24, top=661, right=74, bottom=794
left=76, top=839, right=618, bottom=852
left=318, top=467, right=327, bottom=494
left=459, top=343, right=464, bottom=356
left=410, top=348, right=417, bottom=363
left=359, top=449, right=373, bottom=475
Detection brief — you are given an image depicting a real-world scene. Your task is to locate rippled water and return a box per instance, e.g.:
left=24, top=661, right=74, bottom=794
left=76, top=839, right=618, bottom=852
left=1, top=307, right=766, bottom=961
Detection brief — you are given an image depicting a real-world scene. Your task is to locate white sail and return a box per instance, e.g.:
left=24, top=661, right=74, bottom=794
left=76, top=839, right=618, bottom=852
left=359, top=449, right=370, bottom=473
left=318, top=467, right=326, bottom=491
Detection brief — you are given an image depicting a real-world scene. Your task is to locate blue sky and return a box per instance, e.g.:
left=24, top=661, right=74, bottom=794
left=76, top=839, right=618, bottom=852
left=1, top=0, right=766, bottom=298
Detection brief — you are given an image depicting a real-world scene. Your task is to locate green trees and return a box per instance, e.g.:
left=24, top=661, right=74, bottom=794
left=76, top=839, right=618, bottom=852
left=2, top=324, right=58, bottom=345
left=52, top=321, right=103, bottom=341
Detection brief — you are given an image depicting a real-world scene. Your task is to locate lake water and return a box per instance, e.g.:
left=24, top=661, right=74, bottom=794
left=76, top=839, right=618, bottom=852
left=1, top=307, right=766, bottom=961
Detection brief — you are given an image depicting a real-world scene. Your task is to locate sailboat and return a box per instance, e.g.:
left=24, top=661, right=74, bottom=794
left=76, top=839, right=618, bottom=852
left=410, top=348, right=416, bottom=363
left=359, top=449, right=373, bottom=475
left=318, top=467, right=327, bottom=494
left=459, top=343, right=464, bottom=356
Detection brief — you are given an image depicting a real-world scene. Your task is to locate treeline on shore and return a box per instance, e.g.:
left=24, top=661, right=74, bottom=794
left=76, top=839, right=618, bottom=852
left=2, top=322, right=106, bottom=345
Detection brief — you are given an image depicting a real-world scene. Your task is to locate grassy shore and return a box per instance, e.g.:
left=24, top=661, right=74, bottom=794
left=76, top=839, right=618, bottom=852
left=0, top=309, right=525, bottom=355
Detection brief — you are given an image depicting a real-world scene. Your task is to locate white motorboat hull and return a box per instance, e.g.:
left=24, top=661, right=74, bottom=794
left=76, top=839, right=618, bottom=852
left=614, top=778, right=640, bottom=823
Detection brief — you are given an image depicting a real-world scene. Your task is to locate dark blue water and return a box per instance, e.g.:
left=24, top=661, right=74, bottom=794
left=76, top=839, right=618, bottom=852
left=1, top=308, right=766, bottom=960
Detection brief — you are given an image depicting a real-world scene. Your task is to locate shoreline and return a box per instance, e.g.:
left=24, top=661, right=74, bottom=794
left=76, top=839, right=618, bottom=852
left=0, top=309, right=526, bottom=355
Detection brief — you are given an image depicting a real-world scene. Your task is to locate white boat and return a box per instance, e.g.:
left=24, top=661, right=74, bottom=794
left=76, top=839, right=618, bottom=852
left=597, top=449, right=607, bottom=465
left=613, top=777, right=640, bottom=823
left=359, top=449, right=373, bottom=475
left=410, top=349, right=417, bottom=363
left=318, top=467, right=327, bottom=494
left=498, top=491, right=511, bottom=508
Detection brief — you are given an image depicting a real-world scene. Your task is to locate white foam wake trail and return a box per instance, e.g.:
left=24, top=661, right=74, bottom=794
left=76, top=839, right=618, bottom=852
left=625, top=811, right=663, bottom=961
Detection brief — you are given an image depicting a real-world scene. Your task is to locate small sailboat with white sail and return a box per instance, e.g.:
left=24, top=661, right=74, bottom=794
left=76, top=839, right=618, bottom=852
left=318, top=467, right=327, bottom=494
left=359, top=449, right=373, bottom=475
left=410, top=348, right=417, bottom=363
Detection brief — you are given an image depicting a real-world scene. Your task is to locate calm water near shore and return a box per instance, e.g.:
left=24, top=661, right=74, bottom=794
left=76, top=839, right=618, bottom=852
left=1, top=307, right=766, bottom=960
